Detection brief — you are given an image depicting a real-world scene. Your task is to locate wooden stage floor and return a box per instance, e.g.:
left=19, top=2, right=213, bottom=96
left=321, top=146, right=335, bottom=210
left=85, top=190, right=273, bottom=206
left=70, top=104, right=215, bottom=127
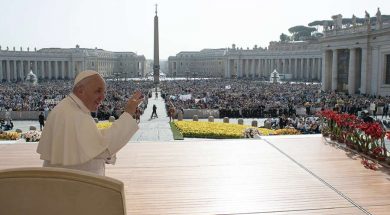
left=1, top=135, right=390, bottom=214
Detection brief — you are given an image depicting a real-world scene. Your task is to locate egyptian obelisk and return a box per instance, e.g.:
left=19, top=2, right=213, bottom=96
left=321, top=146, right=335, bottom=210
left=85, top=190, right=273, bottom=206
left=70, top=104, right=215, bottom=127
left=153, top=4, right=160, bottom=85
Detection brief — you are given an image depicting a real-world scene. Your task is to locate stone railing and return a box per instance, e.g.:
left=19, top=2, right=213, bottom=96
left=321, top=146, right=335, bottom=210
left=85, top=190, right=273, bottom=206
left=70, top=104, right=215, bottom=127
left=324, top=25, right=368, bottom=37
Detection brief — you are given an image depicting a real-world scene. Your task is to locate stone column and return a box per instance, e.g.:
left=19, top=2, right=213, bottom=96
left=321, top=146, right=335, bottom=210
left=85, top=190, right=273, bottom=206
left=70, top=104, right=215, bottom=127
left=268, top=59, right=272, bottom=75
left=348, top=48, right=356, bottom=94
left=62, top=61, right=65, bottom=79
left=41, top=61, right=45, bottom=79
left=48, top=61, right=52, bottom=79
left=300, top=58, right=304, bottom=80
left=0, top=60, right=3, bottom=81
left=360, top=48, right=367, bottom=94
left=260, top=59, right=264, bottom=78
left=13, top=60, right=17, bottom=81
left=283, top=59, right=287, bottom=74
left=252, top=59, right=256, bottom=77
left=311, top=59, right=316, bottom=80
left=321, top=51, right=330, bottom=91
left=263, top=59, right=266, bottom=77
left=6, top=60, right=10, bottom=82
left=67, top=61, right=72, bottom=79
left=245, top=59, right=249, bottom=77
left=34, top=61, right=38, bottom=79
left=17, top=61, right=22, bottom=80
left=246, top=59, right=250, bottom=77
left=289, top=58, right=292, bottom=75
left=306, top=58, right=312, bottom=80
left=305, top=58, right=309, bottom=80
left=74, top=61, right=78, bottom=78
left=55, top=61, right=59, bottom=79
left=240, top=59, right=244, bottom=77
left=27, top=60, right=31, bottom=77
left=20, top=61, right=24, bottom=80
left=294, top=59, right=298, bottom=79
left=237, top=59, right=241, bottom=77
left=225, top=59, right=230, bottom=78
left=247, top=59, right=251, bottom=77
left=331, top=49, right=338, bottom=91
left=317, top=58, right=322, bottom=81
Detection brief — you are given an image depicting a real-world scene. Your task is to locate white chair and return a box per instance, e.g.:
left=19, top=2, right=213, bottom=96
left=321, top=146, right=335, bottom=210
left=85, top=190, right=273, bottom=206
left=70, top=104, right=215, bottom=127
left=0, top=167, right=126, bottom=215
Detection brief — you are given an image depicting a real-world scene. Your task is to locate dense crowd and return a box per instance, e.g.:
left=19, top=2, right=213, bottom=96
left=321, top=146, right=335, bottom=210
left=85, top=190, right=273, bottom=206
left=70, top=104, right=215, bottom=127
left=160, top=79, right=390, bottom=118
left=0, top=80, right=154, bottom=120
left=2, top=79, right=390, bottom=128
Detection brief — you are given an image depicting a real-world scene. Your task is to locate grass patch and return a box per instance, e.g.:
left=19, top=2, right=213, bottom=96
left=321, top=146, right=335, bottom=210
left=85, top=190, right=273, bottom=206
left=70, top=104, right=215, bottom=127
left=169, top=122, right=184, bottom=140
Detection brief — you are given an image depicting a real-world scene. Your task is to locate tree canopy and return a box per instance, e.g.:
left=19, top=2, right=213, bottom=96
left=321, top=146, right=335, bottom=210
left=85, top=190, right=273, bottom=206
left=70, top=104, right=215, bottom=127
left=288, top=25, right=316, bottom=41
left=279, top=33, right=289, bottom=42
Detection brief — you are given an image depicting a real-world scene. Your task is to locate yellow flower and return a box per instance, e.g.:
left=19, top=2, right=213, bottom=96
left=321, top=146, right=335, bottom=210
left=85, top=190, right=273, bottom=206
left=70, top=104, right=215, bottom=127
left=174, top=121, right=278, bottom=139
left=274, top=128, right=301, bottom=135
left=96, top=122, right=113, bottom=129
left=0, top=132, right=20, bottom=140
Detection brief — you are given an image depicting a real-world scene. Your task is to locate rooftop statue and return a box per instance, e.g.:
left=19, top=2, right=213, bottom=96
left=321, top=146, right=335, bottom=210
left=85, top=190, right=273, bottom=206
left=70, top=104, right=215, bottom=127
left=352, top=14, right=357, bottom=27
left=331, top=14, right=343, bottom=30
left=376, top=7, right=382, bottom=29
left=323, top=21, right=329, bottom=31
left=365, top=10, right=370, bottom=25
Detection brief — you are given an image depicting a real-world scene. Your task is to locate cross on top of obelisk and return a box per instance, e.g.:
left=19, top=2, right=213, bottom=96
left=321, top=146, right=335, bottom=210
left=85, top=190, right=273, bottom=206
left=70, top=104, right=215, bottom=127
left=155, top=4, right=158, bottom=15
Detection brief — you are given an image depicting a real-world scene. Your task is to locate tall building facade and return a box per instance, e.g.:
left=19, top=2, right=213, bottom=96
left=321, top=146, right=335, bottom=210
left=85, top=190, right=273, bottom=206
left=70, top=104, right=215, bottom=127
left=168, top=11, right=390, bottom=96
left=0, top=45, right=145, bottom=82
left=168, top=43, right=322, bottom=81
left=320, top=14, right=390, bottom=96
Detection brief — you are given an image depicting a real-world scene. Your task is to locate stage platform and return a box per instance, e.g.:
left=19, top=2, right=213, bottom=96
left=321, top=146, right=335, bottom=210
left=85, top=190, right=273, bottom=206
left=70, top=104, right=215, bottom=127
left=0, top=135, right=390, bottom=214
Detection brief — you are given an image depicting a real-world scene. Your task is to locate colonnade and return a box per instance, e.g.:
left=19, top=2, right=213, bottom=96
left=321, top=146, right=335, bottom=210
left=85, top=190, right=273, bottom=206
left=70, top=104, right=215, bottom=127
left=0, top=59, right=84, bottom=82
left=226, top=57, right=322, bottom=81
left=321, top=47, right=366, bottom=94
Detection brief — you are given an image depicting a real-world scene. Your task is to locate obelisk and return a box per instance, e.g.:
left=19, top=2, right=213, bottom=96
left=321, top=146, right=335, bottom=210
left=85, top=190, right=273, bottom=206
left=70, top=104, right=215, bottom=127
left=153, top=4, right=160, bottom=85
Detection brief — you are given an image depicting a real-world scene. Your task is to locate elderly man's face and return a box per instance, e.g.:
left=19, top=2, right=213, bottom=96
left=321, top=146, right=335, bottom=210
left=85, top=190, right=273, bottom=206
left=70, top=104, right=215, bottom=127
left=79, top=75, right=106, bottom=112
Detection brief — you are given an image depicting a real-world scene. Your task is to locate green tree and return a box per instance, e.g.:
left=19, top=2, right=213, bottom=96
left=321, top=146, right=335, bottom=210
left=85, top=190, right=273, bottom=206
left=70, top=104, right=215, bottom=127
left=288, top=25, right=316, bottom=41
left=280, top=33, right=289, bottom=42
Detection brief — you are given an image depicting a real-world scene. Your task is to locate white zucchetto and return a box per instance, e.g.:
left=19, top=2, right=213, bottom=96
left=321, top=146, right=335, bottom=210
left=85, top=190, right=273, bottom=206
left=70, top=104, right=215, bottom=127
left=73, top=70, right=100, bottom=87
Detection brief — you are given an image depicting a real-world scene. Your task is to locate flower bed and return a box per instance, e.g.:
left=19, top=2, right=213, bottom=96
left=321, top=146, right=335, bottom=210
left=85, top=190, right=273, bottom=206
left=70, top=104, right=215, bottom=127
left=0, top=131, right=20, bottom=140
left=0, top=130, right=41, bottom=142
left=174, top=121, right=248, bottom=139
left=0, top=121, right=113, bottom=143
left=23, top=130, right=42, bottom=142
left=320, top=110, right=389, bottom=169
left=96, top=122, right=113, bottom=129
left=173, top=121, right=300, bottom=139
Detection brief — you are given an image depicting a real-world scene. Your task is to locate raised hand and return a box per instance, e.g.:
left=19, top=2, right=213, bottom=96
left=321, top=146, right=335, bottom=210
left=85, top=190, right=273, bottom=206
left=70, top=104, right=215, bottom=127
left=125, top=91, right=144, bottom=115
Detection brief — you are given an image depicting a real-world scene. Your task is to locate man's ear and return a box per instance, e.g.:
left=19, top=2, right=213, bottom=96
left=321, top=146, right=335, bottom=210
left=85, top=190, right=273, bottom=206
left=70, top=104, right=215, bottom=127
left=73, top=84, right=84, bottom=95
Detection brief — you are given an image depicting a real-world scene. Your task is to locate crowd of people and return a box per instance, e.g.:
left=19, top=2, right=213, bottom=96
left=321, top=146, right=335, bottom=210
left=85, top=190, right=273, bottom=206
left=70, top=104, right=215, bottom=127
left=160, top=79, right=390, bottom=119
left=158, top=79, right=390, bottom=133
left=0, top=80, right=154, bottom=120
left=2, top=79, right=390, bottom=131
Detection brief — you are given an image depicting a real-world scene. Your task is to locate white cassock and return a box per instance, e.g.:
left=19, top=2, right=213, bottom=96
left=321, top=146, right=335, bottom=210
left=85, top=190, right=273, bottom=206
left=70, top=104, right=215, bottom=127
left=37, top=93, right=138, bottom=176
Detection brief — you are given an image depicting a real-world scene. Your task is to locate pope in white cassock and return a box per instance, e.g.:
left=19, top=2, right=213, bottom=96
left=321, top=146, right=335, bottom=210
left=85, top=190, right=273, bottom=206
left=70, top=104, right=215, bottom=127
left=37, top=70, right=142, bottom=175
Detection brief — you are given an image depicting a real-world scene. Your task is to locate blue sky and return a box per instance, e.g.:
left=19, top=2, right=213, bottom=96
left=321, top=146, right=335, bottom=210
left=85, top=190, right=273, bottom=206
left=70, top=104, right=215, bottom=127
left=0, top=0, right=388, bottom=59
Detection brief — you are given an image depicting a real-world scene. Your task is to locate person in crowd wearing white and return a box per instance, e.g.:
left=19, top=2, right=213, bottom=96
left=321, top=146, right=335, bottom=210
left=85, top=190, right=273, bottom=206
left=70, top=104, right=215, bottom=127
left=37, top=70, right=143, bottom=176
